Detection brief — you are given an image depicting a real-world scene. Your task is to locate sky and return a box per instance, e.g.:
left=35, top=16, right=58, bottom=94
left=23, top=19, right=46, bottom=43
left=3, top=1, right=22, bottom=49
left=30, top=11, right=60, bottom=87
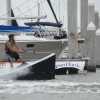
left=0, top=0, right=100, bottom=29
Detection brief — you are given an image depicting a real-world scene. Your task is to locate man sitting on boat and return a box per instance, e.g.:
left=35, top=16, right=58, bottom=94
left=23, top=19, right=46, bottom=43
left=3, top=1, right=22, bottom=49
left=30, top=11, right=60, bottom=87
left=5, top=34, right=23, bottom=66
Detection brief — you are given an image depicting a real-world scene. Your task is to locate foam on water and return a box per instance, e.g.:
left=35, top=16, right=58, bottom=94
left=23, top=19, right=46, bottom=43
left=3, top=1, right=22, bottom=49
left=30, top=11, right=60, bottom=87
left=0, top=66, right=100, bottom=94
left=0, top=80, right=100, bottom=94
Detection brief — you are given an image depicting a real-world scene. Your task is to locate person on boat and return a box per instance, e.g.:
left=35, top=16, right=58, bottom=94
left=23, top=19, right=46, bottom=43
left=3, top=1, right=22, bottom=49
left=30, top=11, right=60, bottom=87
left=5, top=34, right=24, bottom=66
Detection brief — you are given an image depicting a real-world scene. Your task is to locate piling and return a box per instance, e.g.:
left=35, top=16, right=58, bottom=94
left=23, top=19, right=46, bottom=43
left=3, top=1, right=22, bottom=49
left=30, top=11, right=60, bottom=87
left=7, top=0, right=11, bottom=25
left=88, top=3, right=95, bottom=24
left=80, top=0, right=88, bottom=57
left=67, top=0, right=78, bottom=59
left=95, top=29, right=100, bottom=67
left=87, top=22, right=96, bottom=72
left=95, top=12, right=99, bottom=30
left=67, top=0, right=78, bottom=74
left=99, top=17, right=100, bottom=28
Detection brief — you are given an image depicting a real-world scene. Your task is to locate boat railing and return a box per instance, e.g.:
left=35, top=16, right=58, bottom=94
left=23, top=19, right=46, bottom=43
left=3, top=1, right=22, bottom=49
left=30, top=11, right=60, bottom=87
left=34, top=26, right=67, bottom=39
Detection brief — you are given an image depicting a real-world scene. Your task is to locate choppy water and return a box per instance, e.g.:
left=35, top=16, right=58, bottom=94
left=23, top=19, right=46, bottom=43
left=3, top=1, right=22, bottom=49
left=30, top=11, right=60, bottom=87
left=0, top=68, right=100, bottom=94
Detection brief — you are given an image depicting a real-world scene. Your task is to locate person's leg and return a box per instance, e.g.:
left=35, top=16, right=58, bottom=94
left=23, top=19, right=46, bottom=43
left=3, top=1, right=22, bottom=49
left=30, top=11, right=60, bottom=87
left=6, top=54, right=14, bottom=67
left=17, top=57, right=23, bottom=62
left=13, top=52, right=25, bottom=63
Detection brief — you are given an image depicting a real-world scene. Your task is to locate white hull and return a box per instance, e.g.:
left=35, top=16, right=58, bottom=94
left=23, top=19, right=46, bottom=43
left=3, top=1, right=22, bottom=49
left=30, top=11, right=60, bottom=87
left=0, top=59, right=85, bottom=71
left=56, top=60, right=85, bottom=71
left=0, top=35, right=67, bottom=60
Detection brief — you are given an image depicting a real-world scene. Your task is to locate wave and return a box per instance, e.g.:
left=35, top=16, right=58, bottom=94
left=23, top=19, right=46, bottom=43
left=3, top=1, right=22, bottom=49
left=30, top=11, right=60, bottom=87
left=0, top=80, right=100, bottom=94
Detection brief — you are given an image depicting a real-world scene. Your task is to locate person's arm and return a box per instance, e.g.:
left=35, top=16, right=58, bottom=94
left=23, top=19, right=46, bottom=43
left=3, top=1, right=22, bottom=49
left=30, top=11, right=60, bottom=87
left=13, top=39, right=22, bottom=52
left=7, top=42, right=18, bottom=52
left=7, top=42, right=21, bottom=53
left=14, top=41, right=22, bottom=50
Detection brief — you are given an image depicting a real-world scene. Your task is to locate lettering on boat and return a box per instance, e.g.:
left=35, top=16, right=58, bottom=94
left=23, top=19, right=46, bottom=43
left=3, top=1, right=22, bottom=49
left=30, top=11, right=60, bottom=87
left=0, top=62, right=6, bottom=66
left=55, top=61, right=85, bottom=71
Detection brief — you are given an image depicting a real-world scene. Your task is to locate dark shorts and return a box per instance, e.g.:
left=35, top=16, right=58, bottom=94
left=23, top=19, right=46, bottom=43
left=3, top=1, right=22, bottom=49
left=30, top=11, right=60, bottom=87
left=6, top=51, right=20, bottom=61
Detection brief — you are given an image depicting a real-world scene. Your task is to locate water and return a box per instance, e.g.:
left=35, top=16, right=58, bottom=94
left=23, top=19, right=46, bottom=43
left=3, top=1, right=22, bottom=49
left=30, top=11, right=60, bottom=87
left=0, top=68, right=100, bottom=94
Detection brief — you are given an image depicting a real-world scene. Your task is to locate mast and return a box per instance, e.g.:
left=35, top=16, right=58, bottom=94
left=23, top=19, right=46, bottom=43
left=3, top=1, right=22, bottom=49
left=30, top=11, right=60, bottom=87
left=37, top=1, right=40, bottom=22
left=59, top=0, right=60, bottom=21
left=7, top=0, right=18, bottom=26
left=47, top=0, right=59, bottom=26
left=7, top=0, right=11, bottom=25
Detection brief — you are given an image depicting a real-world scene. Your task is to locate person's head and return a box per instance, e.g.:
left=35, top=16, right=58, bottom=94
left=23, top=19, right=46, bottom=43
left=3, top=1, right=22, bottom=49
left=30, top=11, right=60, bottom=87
left=8, top=34, right=14, bottom=40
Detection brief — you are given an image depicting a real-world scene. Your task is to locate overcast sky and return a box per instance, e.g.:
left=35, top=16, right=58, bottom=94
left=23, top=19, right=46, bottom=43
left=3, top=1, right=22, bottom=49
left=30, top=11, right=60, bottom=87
left=0, top=0, right=100, bottom=29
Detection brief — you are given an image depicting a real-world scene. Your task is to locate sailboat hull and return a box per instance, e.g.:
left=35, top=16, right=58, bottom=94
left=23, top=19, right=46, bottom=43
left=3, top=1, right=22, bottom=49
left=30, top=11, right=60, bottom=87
left=0, top=37, right=67, bottom=60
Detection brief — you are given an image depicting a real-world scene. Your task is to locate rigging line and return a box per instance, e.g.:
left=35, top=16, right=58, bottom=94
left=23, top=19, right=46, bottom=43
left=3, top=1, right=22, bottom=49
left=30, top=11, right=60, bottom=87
left=59, top=0, right=61, bottom=21
left=0, top=0, right=29, bottom=17
left=18, top=5, right=37, bottom=17
left=12, top=0, right=30, bottom=11
left=17, top=8, right=27, bottom=16
left=47, top=0, right=59, bottom=25
left=62, top=0, right=67, bottom=9
left=31, top=0, right=46, bottom=6
left=0, top=0, right=46, bottom=18
left=18, top=0, right=47, bottom=17
left=38, top=0, right=49, bottom=21
left=27, top=1, right=32, bottom=17
left=1, top=0, right=46, bottom=25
